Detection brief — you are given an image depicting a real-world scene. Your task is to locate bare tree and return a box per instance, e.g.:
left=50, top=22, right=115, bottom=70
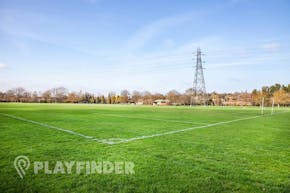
left=5, top=90, right=16, bottom=102
left=67, top=92, right=80, bottom=103
left=120, top=90, right=130, bottom=103
left=142, top=91, right=153, bottom=105
left=54, top=87, right=68, bottom=102
left=100, top=95, right=106, bottom=104
left=167, top=90, right=180, bottom=104
left=13, top=87, right=26, bottom=102
left=42, top=90, right=52, bottom=103
left=108, top=91, right=116, bottom=104
left=210, top=92, right=221, bottom=106
left=131, top=90, right=141, bottom=103
left=273, top=89, right=289, bottom=106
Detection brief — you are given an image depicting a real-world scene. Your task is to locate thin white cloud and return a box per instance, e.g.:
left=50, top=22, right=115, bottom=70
left=261, top=42, right=281, bottom=51
left=125, top=13, right=193, bottom=51
left=106, top=36, right=221, bottom=74
left=0, top=62, right=7, bottom=69
left=0, top=9, right=100, bottom=56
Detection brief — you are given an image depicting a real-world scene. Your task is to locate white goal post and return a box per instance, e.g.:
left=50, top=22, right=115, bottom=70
left=261, top=97, right=277, bottom=115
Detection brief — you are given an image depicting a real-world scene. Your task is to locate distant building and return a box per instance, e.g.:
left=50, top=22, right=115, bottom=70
left=136, top=99, right=144, bottom=105
left=153, top=99, right=170, bottom=106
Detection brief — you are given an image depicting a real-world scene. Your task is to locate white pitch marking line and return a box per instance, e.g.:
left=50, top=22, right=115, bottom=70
left=109, top=111, right=290, bottom=144
left=1, top=111, right=289, bottom=145
left=0, top=113, right=112, bottom=145
left=98, top=113, right=207, bottom=125
left=110, top=115, right=262, bottom=144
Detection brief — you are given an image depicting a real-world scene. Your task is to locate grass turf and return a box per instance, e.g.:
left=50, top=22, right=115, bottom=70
left=0, top=103, right=289, bottom=192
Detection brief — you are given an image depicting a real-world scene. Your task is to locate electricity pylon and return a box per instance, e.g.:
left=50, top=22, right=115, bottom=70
left=191, top=47, right=207, bottom=106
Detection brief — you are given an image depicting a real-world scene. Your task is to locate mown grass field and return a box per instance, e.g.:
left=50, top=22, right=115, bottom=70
left=0, top=103, right=289, bottom=193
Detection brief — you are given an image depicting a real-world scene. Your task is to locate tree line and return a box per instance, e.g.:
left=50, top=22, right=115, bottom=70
left=0, top=83, right=289, bottom=106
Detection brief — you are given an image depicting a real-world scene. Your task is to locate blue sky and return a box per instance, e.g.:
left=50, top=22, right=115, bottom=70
left=0, top=0, right=289, bottom=94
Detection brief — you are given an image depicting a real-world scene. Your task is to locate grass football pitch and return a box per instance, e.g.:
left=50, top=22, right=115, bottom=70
left=0, top=103, right=289, bottom=193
